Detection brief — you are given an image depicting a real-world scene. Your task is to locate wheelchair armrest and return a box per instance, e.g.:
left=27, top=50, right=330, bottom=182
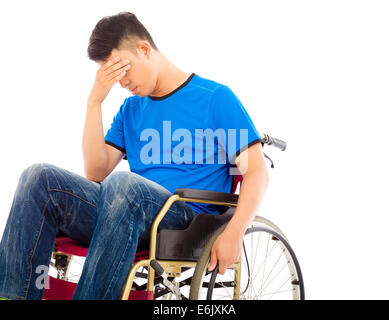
left=174, top=188, right=239, bottom=205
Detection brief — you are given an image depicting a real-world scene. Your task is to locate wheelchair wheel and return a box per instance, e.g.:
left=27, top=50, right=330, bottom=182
left=189, top=217, right=304, bottom=300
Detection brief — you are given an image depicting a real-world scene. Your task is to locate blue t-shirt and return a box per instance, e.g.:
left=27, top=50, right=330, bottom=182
left=104, top=73, right=262, bottom=215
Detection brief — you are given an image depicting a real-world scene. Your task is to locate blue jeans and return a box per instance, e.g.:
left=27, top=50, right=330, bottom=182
left=0, top=163, right=198, bottom=300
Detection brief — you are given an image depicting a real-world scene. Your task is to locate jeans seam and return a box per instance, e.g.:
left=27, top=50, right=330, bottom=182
left=47, top=188, right=98, bottom=208
left=24, top=197, right=50, bottom=299
left=0, top=291, right=25, bottom=300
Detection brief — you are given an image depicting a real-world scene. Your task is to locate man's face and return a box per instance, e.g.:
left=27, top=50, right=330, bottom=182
left=99, top=44, right=157, bottom=97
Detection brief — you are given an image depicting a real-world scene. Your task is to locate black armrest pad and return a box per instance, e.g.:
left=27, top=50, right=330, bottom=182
left=174, top=188, right=238, bottom=204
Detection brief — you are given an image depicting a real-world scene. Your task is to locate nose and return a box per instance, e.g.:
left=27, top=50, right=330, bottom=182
left=119, top=78, right=128, bottom=88
left=120, top=76, right=133, bottom=90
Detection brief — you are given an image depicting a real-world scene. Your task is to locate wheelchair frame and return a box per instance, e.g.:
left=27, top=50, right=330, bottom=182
left=120, top=189, right=287, bottom=300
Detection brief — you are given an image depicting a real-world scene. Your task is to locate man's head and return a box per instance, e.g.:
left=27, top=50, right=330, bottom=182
left=87, top=12, right=160, bottom=97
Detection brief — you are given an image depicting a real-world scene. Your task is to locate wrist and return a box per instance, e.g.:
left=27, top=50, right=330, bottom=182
left=87, top=100, right=102, bottom=109
left=224, top=219, right=246, bottom=238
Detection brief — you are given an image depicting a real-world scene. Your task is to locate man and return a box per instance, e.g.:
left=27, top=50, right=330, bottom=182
left=0, top=12, right=269, bottom=300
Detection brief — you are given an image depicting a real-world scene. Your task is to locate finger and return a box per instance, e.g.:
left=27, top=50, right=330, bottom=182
left=208, top=256, right=216, bottom=271
left=208, top=249, right=217, bottom=271
left=218, top=261, right=226, bottom=275
left=107, top=64, right=130, bottom=82
left=101, top=56, right=120, bottom=71
left=105, top=58, right=131, bottom=76
left=107, top=69, right=127, bottom=86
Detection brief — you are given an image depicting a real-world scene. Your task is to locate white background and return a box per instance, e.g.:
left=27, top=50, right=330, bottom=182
left=0, top=0, right=388, bottom=299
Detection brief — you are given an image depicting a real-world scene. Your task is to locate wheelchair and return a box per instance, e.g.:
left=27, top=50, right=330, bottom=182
left=42, top=133, right=304, bottom=300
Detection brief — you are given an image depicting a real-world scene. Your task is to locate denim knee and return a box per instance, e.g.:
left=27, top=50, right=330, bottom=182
left=101, top=171, right=151, bottom=202
left=19, top=163, right=57, bottom=187
left=99, top=171, right=157, bottom=224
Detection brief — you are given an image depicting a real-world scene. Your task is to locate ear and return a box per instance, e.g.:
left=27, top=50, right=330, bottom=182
left=137, top=40, right=152, bottom=58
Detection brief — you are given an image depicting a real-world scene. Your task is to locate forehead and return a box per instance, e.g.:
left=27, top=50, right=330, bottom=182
left=98, top=48, right=135, bottom=66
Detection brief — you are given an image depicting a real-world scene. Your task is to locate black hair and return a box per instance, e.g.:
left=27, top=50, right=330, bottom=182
left=87, top=12, right=158, bottom=62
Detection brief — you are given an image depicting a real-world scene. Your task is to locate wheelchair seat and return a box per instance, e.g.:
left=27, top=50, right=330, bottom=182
left=53, top=237, right=88, bottom=256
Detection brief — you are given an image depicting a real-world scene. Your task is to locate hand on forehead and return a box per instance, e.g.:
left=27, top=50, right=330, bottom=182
left=104, top=48, right=132, bottom=64
left=106, top=49, right=121, bottom=62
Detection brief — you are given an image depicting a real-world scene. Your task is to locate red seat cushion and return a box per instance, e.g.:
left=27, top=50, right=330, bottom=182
left=44, top=237, right=151, bottom=300
left=54, top=237, right=89, bottom=257
left=54, top=237, right=150, bottom=261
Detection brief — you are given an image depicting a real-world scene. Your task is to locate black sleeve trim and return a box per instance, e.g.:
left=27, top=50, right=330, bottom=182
left=105, top=140, right=127, bottom=160
left=231, top=138, right=264, bottom=164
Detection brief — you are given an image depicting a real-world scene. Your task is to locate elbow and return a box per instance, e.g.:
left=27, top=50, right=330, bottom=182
left=85, top=175, right=104, bottom=184
left=84, top=166, right=107, bottom=183
left=85, top=173, right=104, bottom=183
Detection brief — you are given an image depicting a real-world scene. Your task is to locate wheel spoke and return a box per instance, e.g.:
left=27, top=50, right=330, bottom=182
left=250, top=241, right=277, bottom=284
left=214, top=273, right=234, bottom=299
left=259, top=249, right=286, bottom=291
left=255, top=262, right=291, bottom=298
left=195, top=226, right=303, bottom=301
left=261, top=232, right=273, bottom=293
left=267, top=274, right=294, bottom=300
left=259, top=288, right=296, bottom=298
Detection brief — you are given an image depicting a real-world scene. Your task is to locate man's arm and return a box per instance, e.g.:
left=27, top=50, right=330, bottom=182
left=82, top=56, right=130, bottom=182
left=226, top=142, right=269, bottom=235
left=208, top=142, right=269, bottom=274
left=82, top=102, right=109, bottom=181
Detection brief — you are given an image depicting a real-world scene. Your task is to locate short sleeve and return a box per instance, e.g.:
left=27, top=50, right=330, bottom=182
left=210, top=84, right=263, bottom=165
left=105, top=103, right=127, bottom=160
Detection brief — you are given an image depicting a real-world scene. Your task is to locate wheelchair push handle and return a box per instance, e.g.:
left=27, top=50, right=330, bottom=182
left=261, top=133, right=287, bottom=151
